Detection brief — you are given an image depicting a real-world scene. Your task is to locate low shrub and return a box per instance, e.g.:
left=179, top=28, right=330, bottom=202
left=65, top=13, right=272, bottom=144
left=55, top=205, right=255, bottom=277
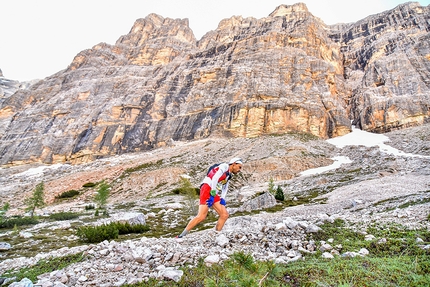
left=76, top=222, right=150, bottom=243
left=55, top=190, right=80, bottom=199
left=48, top=212, right=80, bottom=221
left=85, top=204, right=95, bottom=210
left=76, top=223, right=119, bottom=243
left=82, top=182, right=96, bottom=188
left=0, top=216, right=39, bottom=229
left=275, top=186, right=285, bottom=201
left=111, top=222, right=150, bottom=235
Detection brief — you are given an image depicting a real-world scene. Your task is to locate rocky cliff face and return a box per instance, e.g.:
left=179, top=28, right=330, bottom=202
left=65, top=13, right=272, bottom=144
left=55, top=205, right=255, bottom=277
left=0, top=2, right=429, bottom=166
left=329, top=2, right=430, bottom=132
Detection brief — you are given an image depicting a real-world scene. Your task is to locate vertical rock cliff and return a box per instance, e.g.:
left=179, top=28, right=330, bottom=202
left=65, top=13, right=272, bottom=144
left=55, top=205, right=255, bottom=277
left=329, top=2, right=430, bottom=132
left=0, top=2, right=429, bottom=166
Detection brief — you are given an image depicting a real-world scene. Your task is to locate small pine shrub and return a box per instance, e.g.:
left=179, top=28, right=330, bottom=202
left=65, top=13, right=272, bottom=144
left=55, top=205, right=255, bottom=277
left=94, top=209, right=100, bottom=216
left=76, top=223, right=119, bottom=243
left=268, top=178, right=276, bottom=195
left=275, top=186, right=285, bottom=201
left=76, top=222, right=150, bottom=243
left=48, top=212, right=80, bottom=221
left=85, top=204, right=95, bottom=210
left=94, top=181, right=110, bottom=208
left=55, top=190, right=80, bottom=199
left=82, top=182, right=96, bottom=188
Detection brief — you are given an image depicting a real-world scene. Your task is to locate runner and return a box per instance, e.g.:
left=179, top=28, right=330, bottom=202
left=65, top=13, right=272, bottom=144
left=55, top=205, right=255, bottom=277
left=176, top=157, right=243, bottom=239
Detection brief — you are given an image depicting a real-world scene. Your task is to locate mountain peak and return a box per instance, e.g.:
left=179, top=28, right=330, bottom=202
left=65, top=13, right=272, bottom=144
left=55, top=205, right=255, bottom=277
left=269, top=3, right=309, bottom=17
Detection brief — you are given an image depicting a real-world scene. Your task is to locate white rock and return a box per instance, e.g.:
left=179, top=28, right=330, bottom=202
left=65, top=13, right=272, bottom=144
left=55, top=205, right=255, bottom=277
left=364, top=234, right=375, bottom=241
left=342, top=252, right=360, bottom=258
left=275, top=222, right=286, bottom=230
left=283, top=217, right=298, bottom=229
left=9, top=278, right=34, bottom=287
left=306, top=224, right=321, bottom=233
left=160, top=268, right=184, bottom=282
left=358, top=248, right=369, bottom=256
left=216, top=234, right=230, bottom=248
left=319, top=243, right=333, bottom=252
left=322, top=252, right=334, bottom=259
left=19, top=231, right=33, bottom=238
left=204, top=254, right=220, bottom=266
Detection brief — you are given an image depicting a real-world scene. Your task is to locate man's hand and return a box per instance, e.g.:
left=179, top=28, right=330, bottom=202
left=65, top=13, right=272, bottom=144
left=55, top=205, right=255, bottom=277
left=206, top=196, right=215, bottom=207
left=220, top=198, right=226, bottom=206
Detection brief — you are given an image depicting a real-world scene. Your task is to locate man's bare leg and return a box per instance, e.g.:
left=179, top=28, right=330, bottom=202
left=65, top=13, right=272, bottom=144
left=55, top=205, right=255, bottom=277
left=212, top=202, right=229, bottom=231
left=179, top=204, right=209, bottom=237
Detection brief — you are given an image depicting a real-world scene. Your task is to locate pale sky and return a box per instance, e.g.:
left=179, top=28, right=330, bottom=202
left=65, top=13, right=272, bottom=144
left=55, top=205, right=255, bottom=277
left=1, top=0, right=429, bottom=82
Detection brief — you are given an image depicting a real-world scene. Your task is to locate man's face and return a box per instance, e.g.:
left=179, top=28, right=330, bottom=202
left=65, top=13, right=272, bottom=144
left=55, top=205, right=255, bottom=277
left=231, top=163, right=242, bottom=174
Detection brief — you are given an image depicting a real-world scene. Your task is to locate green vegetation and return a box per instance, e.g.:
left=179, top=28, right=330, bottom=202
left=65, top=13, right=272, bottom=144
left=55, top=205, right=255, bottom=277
left=0, top=216, right=39, bottom=229
left=85, top=204, right=95, bottom=210
left=266, top=178, right=285, bottom=201
left=76, top=222, right=150, bottom=243
left=48, top=212, right=80, bottom=221
left=124, top=220, right=430, bottom=287
left=82, top=182, right=97, bottom=188
left=121, top=159, right=164, bottom=176
left=275, top=186, right=284, bottom=201
left=268, top=177, right=276, bottom=195
left=2, top=253, right=86, bottom=283
left=55, top=189, right=80, bottom=199
left=172, top=177, right=199, bottom=196
left=94, top=180, right=110, bottom=209
left=0, top=202, right=10, bottom=225
left=24, top=182, right=46, bottom=218
left=76, top=223, right=119, bottom=243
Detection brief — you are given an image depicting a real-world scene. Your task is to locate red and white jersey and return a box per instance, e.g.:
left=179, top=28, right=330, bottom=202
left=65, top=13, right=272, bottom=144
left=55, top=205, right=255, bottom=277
left=201, top=163, right=231, bottom=199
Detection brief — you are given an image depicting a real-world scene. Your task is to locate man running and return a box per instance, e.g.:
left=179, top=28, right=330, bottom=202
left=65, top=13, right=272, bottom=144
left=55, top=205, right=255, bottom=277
left=176, top=157, right=243, bottom=239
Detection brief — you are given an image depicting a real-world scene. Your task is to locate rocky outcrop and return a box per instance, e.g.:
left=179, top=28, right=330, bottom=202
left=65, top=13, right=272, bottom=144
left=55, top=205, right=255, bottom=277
left=329, top=2, right=430, bottom=132
left=0, top=2, right=429, bottom=166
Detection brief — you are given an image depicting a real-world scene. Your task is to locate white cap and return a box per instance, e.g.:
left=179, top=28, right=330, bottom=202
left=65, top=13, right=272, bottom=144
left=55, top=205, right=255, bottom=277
left=229, top=157, right=243, bottom=165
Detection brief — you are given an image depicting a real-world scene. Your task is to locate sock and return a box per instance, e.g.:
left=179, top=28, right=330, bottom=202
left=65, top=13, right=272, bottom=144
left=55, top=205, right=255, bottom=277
left=179, top=229, right=189, bottom=237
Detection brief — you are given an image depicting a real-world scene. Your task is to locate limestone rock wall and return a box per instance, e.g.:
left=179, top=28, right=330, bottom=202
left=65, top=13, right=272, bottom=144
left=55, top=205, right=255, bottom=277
left=329, top=2, right=430, bottom=132
left=0, top=2, right=429, bottom=166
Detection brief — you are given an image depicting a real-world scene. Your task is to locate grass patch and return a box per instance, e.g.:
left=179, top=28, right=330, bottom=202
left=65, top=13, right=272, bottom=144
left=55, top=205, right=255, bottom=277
left=0, top=216, right=39, bottom=229
left=124, top=220, right=430, bottom=287
left=398, top=197, right=430, bottom=209
left=2, top=253, right=86, bottom=283
left=121, top=159, right=164, bottom=176
left=48, top=212, right=80, bottom=221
